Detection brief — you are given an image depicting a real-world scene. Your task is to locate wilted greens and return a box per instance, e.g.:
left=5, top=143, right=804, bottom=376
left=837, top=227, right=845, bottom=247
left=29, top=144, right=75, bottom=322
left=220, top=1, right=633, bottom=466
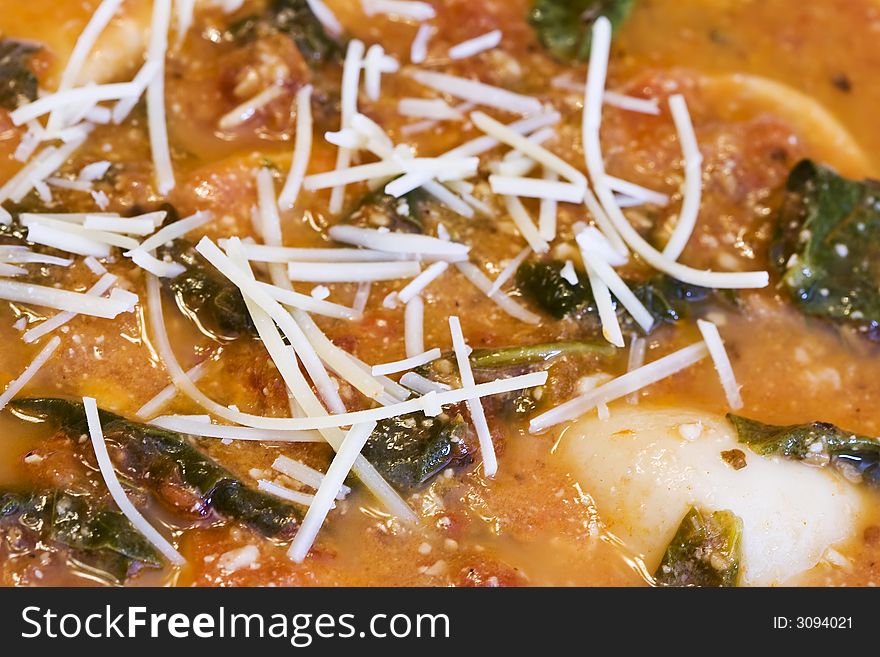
left=727, top=413, right=880, bottom=490
left=0, top=39, right=40, bottom=110
left=158, top=238, right=255, bottom=341
left=516, top=260, right=714, bottom=331
left=362, top=413, right=470, bottom=490
left=345, top=187, right=429, bottom=233
left=418, top=341, right=613, bottom=381
left=11, top=398, right=302, bottom=538
left=529, top=0, right=635, bottom=61
left=773, top=159, right=880, bottom=340
left=654, top=507, right=743, bottom=587
left=228, top=0, right=342, bottom=67
left=1, top=489, right=162, bottom=582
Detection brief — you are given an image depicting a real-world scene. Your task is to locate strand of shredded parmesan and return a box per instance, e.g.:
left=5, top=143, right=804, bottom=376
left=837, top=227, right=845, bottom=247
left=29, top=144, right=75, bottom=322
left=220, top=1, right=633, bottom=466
left=135, top=356, right=212, bottom=419
left=147, top=0, right=175, bottom=194
left=697, top=319, right=743, bottom=409
left=288, top=421, right=377, bottom=562
left=22, top=273, right=117, bottom=343
left=448, top=29, right=502, bottom=60
left=449, top=316, right=498, bottom=477
left=46, top=0, right=125, bottom=131
left=530, top=342, right=709, bottom=432
left=278, top=85, right=314, bottom=209
left=503, top=195, right=550, bottom=254
left=329, top=39, right=365, bottom=214
left=404, top=295, right=424, bottom=357
left=662, top=94, right=703, bottom=261
left=372, top=348, right=441, bottom=376
left=582, top=17, right=767, bottom=289
left=83, top=396, right=186, bottom=565
left=0, top=335, right=61, bottom=411
left=145, top=273, right=416, bottom=521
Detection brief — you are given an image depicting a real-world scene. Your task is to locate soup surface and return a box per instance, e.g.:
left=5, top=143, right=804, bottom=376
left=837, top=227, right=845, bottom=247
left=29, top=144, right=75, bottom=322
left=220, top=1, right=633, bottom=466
left=0, top=0, right=878, bottom=587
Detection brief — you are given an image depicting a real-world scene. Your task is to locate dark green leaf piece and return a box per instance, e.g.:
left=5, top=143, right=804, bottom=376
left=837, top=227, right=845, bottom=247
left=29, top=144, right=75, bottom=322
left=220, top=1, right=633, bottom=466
left=1, top=489, right=162, bottom=582
left=344, top=187, right=429, bottom=233
left=158, top=238, right=255, bottom=341
left=417, top=341, right=614, bottom=381
left=468, top=341, right=616, bottom=369
left=654, top=507, right=743, bottom=587
left=516, top=261, right=592, bottom=319
left=228, top=0, right=342, bottom=68
left=516, top=260, right=712, bottom=330
left=362, top=413, right=470, bottom=490
left=727, top=413, right=880, bottom=489
left=0, top=39, right=40, bottom=110
left=773, top=159, right=880, bottom=340
left=529, top=0, right=635, bottom=62
left=11, top=398, right=301, bottom=538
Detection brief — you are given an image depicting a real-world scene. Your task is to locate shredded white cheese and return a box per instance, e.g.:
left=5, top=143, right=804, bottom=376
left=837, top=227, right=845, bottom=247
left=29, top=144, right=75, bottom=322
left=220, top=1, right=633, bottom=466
left=487, top=246, right=531, bottom=296
left=273, top=454, right=351, bottom=498
left=410, top=23, right=433, bottom=64
left=582, top=17, right=767, bottom=289
left=604, top=175, right=669, bottom=206
left=288, top=421, right=377, bottom=562
left=577, top=234, right=654, bottom=333
left=0, top=279, right=134, bottom=318
left=83, top=396, right=186, bottom=565
left=22, top=273, right=117, bottom=343
left=455, top=260, right=540, bottom=324
left=662, top=94, right=704, bottom=261
left=372, top=348, right=441, bottom=376
left=361, top=0, right=436, bottom=20
left=146, top=0, right=175, bottom=194
left=150, top=415, right=321, bottom=442
left=530, top=341, right=709, bottom=432
left=328, top=225, right=470, bottom=260
left=257, top=480, right=318, bottom=507
left=503, top=195, right=550, bottom=254
left=697, top=319, right=744, bottom=410
left=287, top=260, right=422, bottom=282
left=398, top=98, right=464, bottom=121
left=397, top=261, right=448, bottom=303
left=490, top=174, right=585, bottom=203
left=329, top=39, right=366, bottom=214
left=404, top=295, right=425, bottom=357
left=538, top=168, right=559, bottom=241
left=448, top=29, right=502, bottom=60
left=449, top=316, right=498, bottom=477
left=408, top=70, right=542, bottom=116
left=0, top=336, right=61, bottom=411
left=472, top=111, right=587, bottom=187
left=218, top=85, right=284, bottom=130
left=136, top=357, right=212, bottom=419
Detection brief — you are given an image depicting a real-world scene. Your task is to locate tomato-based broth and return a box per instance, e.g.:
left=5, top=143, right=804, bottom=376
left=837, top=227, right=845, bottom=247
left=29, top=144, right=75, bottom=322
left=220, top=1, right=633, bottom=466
left=0, top=0, right=878, bottom=588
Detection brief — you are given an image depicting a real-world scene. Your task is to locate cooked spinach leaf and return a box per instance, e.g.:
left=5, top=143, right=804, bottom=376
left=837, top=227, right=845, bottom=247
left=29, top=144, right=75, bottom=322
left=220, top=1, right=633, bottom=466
left=11, top=398, right=301, bottom=538
left=516, top=260, right=713, bottom=330
left=362, top=413, right=470, bottom=489
left=516, top=261, right=591, bottom=319
left=418, top=341, right=614, bottom=382
left=469, top=341, right=616, bottom=369
left=345, top=187, right=429, bottom=233
left=654, top=507, right=743, bottom=587
left=228, top=0, right=341, bottom=67
left=0, top=39, right=40, bottom=110
left=727, top=413, right=880, bottom=490
left=529, top=0, right=635, bottom=62
left=773, top=159, right=880, bottom=340
left=1, top=489, right=162, bottom=582
left=158, top=238, right=255, bottom=341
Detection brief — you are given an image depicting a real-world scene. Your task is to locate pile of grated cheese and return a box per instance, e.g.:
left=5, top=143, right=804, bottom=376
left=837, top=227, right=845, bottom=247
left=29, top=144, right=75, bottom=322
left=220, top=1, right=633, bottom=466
left=0, top=6, right=757, bottom=566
